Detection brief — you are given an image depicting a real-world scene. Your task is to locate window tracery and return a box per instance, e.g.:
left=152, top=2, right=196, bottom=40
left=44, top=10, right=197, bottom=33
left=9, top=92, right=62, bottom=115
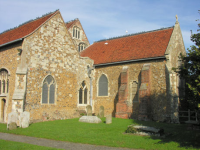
left=42, top=75, right=56, bottom=104
left=79, top=81, right=88, bottom=104
left=0, top=69, right=9, bottom=95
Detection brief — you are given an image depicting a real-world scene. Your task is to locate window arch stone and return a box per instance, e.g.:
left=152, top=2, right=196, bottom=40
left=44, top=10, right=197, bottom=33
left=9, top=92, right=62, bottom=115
left=42, top=75, right=56, bottom=104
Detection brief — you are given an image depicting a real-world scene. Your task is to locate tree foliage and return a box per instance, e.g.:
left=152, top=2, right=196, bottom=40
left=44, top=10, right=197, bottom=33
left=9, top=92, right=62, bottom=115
left=176, top=10, right=200, bottom=108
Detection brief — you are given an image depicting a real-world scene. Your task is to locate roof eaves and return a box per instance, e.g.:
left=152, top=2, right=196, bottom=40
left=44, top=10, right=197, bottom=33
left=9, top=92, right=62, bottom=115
left=0, top=38, right=23, bottom=48
left=94, top=56, right=166, bottom=67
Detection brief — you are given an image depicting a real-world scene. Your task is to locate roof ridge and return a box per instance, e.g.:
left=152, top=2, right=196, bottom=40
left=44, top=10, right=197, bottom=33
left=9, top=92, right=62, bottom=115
left=95, top=26, right=174, bottom=43
left=0, top=9, right=59, bottom=35
left=65, top=18, right=79, bottom=24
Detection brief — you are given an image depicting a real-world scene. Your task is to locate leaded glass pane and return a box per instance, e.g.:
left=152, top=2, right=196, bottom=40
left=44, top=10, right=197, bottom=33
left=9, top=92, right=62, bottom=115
left=46, top=75, right=53, bottom=84
left=79, top=88, right=82, bottom=104
left=73, top=28, right=75, bottom=37
left=99, top=75, right=108, bottom=96
left=42, top=83, right=48, bottom=104
left=2, top=80, right=5, bottom=93
left=78, top=45, right=80, bottom=52
left=84, top=88, right=87, bottom=104
left=82, top=81, right=85, bottom=88
left=49, top=84, right=55, bottom=104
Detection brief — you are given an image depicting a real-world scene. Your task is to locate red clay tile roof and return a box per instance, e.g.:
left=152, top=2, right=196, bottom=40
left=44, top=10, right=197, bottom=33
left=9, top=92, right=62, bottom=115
left=80, top=27, right=174, bottom=65
left=0, top=10, right=58, bottom=45
left=66, top=19, right=77, bottom=29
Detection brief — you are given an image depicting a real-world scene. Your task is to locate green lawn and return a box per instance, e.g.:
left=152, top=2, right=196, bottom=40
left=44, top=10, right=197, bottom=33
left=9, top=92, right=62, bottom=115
left=0, top=118, right=200, bottom=150
left=0, top=139, right=63, bottom=150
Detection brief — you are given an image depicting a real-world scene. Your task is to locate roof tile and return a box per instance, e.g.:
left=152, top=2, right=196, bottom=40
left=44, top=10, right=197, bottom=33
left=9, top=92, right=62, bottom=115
left=0, top=11, right=58, bottom=45
left=80, top=27, right=174, bottom=65
left=66, top=19, right=77, bottom=28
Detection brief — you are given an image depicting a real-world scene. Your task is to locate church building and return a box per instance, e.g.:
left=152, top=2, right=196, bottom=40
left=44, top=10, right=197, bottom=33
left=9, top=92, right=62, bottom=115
left=0, top=10, right=185, bottom=123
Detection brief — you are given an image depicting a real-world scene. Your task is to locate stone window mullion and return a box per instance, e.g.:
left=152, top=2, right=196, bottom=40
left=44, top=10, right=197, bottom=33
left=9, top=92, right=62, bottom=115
left=5, top=74, right=7, bottom=94
left=7, top=79, right=9, bottom=93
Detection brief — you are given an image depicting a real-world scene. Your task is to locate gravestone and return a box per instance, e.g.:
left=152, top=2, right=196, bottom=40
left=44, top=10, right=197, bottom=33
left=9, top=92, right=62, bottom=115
left=106, top=114, right=112, bottom=124
left=99, top=106, right=104, bottom=118
left=19, top=111, right=30, bottom=128
left=8, top=122, right=17, bottom=130
left=86, top=105, right=92, bottom=116
left=79, top=116, right=102, bottom=123
left=7, top=111, right=19, bottom=129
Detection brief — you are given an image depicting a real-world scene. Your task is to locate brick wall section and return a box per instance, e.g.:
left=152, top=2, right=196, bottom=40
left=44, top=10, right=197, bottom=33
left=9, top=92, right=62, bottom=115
left=115, top=67, right=130, bottom=119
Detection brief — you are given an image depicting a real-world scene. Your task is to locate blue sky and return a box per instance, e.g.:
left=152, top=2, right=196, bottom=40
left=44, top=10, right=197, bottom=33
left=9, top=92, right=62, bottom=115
left=0, top=0, right=199, bottom=51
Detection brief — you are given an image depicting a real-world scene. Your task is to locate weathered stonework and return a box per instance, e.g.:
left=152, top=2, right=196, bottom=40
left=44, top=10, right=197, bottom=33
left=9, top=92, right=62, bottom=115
left=0, top=11, right=185, bottom=124
left=0, top=42, right=22, bottom=122
left=93, top=60, right=172, bottom=121
left=21, top=12, right=93, bottom=122
left=67, top=19, right=90, bottom=51
left=0, top=11, right=93, bottom=123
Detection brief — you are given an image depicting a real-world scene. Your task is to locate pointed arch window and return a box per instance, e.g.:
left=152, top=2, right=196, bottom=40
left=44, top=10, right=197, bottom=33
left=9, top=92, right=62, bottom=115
left=98, top=74, right=108, bottom=96
left=78, top=43, right=87, bottom=52
left=79, top=81, right=88, bottom=104
left=42, top=75, right=56, bottom=104
left=0, top=69, right=9, bottom=95
left=73, top=26, right=80, bottom=39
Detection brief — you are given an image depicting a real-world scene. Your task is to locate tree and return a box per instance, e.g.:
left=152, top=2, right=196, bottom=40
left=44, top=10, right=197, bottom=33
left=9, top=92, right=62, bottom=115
left=175, top=10, right=200, bottom=109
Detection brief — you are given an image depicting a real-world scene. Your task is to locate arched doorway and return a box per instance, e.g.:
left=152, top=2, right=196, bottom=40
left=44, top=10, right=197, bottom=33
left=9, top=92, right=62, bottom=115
left=1, top=98, right=6, bottom=122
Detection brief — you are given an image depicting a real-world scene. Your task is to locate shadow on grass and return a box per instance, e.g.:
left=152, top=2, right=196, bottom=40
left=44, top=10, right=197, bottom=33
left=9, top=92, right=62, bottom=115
left=131, top=119, right=200, bottom=149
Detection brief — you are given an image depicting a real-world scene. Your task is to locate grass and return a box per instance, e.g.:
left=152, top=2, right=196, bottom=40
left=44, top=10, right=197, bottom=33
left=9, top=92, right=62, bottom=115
left=0, top=139, right=63, bottom=150
left=0, top=118, right=200, bottom=150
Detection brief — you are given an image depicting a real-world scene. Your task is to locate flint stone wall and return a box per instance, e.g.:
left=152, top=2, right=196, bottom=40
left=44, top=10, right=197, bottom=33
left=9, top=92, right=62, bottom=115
left=93, top=60, right=171, bottom=121
left=22, top=12, right=93, bottom=122
left=0, top=42, right=22, bottom=122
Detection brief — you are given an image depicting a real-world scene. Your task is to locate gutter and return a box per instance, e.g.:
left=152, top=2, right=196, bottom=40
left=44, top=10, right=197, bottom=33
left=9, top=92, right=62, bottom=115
left=0, top=38, right=23, bottom=48
left=94, top=56, right=166, bottom=67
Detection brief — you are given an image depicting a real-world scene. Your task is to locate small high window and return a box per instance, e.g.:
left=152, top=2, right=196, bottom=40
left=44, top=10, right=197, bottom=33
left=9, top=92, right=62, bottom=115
left=98, top=74, right=108, bottom=96
left=78, top=43, right=87, bottom=52
left=73, top=26, right=80, bottom=39
left=79, top=81, right=88, bottom=104
left=42, top=75, right=56, bottom=104
left=0, top=69, right=9, bottom=95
